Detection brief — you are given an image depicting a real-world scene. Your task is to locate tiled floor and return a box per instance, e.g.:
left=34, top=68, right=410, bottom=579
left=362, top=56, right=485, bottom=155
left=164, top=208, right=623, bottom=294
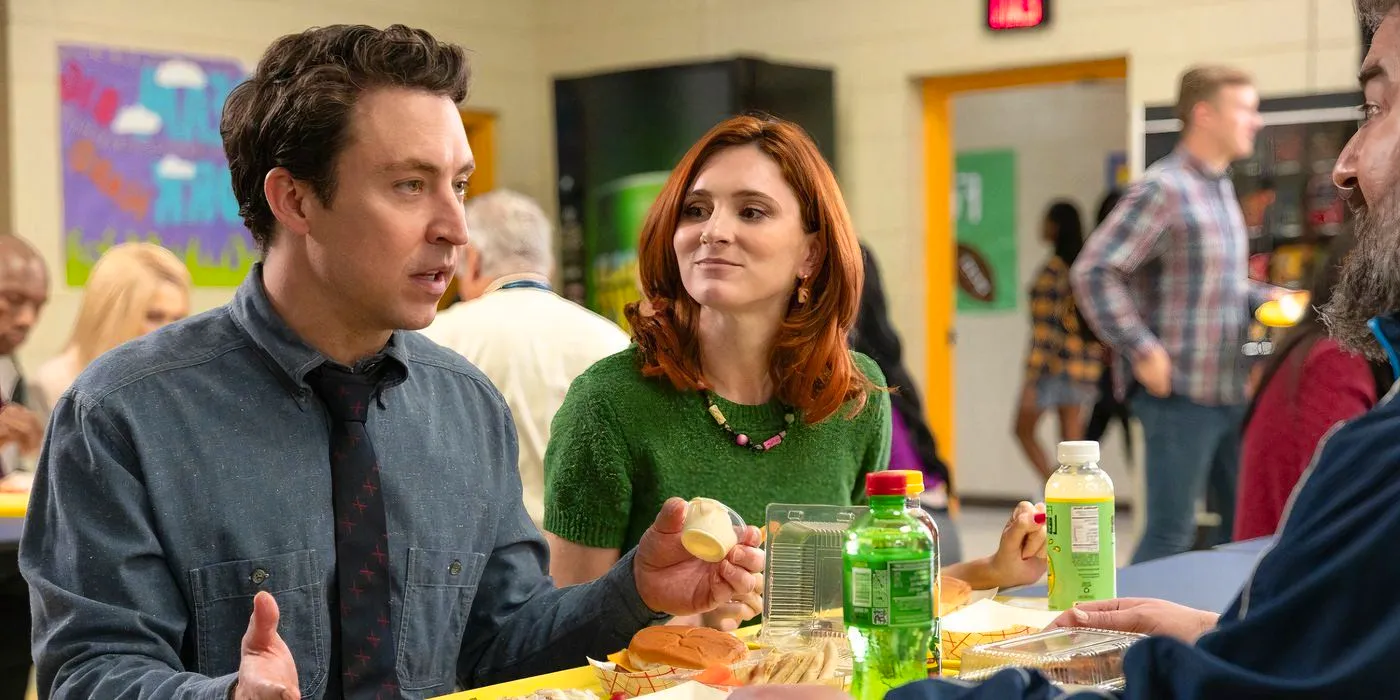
left=953, top=504, right=1139, bottom=576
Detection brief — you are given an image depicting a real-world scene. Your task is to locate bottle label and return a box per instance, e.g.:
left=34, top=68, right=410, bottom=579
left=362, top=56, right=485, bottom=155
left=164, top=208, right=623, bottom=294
left=844, top=557, right=933, bottom=627
left=1046, top=499, right=1116, bottom=610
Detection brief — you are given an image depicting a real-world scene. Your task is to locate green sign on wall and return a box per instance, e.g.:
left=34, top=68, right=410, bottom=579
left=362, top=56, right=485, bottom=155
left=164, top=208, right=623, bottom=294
left=954, top=150, right=1018, bottom=312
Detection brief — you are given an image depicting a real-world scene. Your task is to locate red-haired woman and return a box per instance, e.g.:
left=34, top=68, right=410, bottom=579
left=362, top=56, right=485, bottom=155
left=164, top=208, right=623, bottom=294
left=543, top=116, right=1045, bottom=626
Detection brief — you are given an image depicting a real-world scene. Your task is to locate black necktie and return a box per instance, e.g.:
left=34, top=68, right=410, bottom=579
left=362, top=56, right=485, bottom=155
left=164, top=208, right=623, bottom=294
left=306, top=364, right=399, bottom=699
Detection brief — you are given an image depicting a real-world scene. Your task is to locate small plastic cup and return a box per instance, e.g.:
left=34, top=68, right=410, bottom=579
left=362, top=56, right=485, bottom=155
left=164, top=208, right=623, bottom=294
left=681, top=497, right=746, bottom=563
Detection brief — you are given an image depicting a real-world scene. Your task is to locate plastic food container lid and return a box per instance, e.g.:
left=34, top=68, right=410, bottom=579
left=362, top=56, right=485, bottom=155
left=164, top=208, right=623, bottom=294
left=958, top=627, right=1146, bottom=688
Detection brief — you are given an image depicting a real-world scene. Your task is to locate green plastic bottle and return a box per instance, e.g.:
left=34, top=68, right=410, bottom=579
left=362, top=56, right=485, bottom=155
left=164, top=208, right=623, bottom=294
left=886, top=469, right=942, bottom=676
left=844, top=471, right=936, bottom=699
left=1046, top=440, right=1117, bottom=611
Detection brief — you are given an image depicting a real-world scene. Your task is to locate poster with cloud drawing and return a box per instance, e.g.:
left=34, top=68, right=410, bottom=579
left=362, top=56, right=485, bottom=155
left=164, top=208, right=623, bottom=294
left=59, top=44, right=251, bottom=287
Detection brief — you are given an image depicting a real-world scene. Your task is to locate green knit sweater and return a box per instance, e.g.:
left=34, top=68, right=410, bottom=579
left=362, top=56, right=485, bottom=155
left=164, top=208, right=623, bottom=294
left=543, top=347, right=891, bottom=553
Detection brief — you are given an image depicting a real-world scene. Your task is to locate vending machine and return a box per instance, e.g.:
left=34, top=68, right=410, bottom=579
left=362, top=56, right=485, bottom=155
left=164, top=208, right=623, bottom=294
left=554, top=57, right=836, bottom=328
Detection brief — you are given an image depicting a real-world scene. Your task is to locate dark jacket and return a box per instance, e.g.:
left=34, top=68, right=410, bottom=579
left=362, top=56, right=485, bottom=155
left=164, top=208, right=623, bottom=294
left=851, top=243, right=952, bottom=494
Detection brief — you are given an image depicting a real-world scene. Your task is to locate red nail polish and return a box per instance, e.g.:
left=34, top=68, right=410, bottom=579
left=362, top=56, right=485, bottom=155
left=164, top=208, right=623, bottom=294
left=1034, top=512, right=1046, bottom=525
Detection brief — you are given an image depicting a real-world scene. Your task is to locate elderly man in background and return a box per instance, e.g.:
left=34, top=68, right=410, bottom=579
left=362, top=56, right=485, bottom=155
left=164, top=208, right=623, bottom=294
left=423, top=189, right=629, bottom=528
left=0, top=234, right=47, bottom=697
left=0, top=236, right=48, bottom=487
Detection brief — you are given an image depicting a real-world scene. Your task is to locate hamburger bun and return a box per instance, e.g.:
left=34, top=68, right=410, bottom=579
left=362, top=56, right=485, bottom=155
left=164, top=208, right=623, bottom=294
left=940, top=575, right=972, bottom=612
left=627, top=626, right=749, bottom=671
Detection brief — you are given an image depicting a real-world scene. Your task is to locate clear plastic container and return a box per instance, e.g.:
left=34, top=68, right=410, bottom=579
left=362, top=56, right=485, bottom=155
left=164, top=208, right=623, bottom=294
left=760, top=503, right=868, bottom=644
left=724, top=637, right=851, bottom=689
left=957, top=627, right=1145, bottom=688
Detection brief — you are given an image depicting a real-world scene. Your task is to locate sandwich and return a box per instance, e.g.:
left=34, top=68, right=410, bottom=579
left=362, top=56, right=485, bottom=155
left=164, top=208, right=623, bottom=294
left=627, top=626, right=749, bottom=671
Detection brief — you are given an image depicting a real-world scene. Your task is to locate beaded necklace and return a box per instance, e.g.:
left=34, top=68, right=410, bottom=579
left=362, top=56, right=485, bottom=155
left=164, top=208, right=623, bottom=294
left=700, top=390, right=796, bottom=452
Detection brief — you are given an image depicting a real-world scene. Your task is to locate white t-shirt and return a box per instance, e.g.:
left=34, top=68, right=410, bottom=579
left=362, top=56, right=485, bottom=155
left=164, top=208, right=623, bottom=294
left=0, top=357, right=24, bottom=474
left=420, top=283, right=630, bottom=528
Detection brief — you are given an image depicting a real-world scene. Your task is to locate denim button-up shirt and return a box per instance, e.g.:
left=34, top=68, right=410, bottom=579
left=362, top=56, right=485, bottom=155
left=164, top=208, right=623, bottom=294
left=20, top=266, right=662, bottom=699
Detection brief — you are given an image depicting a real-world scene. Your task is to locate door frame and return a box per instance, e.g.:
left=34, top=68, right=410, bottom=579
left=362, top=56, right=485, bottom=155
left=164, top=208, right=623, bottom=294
left=439, top=108, right=499, bottom=310
left=461, top=109, right=498, bottom=194
left=920, top=57, right=1129, bottom=493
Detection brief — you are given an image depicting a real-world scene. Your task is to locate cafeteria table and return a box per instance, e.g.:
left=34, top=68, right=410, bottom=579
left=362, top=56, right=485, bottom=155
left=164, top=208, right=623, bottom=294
left=1213, top=536, right=1276, bottom=555
left=440, top=540, right=1276, bottom=699
left=0, top=492, right=25, bottom=544
left=1007, top=538, right=1276, bottom=613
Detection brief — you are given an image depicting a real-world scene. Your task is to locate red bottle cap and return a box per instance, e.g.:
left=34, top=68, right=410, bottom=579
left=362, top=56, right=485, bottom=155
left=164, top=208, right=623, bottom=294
left=866, top=471, right=910, bottom=497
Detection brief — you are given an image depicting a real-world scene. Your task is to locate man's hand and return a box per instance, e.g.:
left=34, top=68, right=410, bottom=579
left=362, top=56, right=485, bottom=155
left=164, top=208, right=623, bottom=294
left=634, top=498, right=765, bottom=619
left=0, top=405, right=42, bottom=454
left=1133, top=345, right=1173, bottom=398
left=0, top=471, right=32, bottom=494
left=698, top=572, right=765, bottom=632
left=1048, top=598, right=1219, bottom=644
left=235, top=592, right=300, bottom=700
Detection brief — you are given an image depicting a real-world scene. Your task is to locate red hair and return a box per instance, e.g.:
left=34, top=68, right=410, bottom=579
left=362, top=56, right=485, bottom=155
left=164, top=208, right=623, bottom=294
left=623, top=115, right=874, bottom=424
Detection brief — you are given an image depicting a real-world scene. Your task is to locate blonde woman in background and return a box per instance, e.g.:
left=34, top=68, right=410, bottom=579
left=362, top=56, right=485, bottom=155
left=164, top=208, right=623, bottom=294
left=33, top=243, right=191, bottom=414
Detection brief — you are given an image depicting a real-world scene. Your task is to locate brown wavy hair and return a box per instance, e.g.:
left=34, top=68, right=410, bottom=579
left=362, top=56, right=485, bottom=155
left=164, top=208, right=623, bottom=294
left=623, top=115, right=873, bottom=424
left=1359, top=0, right=1399, bottom=29
left=222, top=24, right=470, bottom=250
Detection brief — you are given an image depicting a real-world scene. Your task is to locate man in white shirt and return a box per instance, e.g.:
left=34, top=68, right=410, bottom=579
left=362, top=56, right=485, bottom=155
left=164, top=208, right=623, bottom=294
left=423, top=190, right=630, bottom=527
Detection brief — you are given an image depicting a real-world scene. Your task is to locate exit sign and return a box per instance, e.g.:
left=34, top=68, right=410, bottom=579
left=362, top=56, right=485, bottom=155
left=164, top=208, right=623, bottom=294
left=987, top=0, right=1051, bottom=31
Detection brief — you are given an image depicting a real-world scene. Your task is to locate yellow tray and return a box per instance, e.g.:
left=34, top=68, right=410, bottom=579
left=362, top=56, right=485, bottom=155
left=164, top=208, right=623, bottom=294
left=435, top=625, right=765, bottom=699
left=0, top=492, right=26, bottom=519
left=435, top=666, right=604, bottom=700
left=433, top=620, right=975, bottom=699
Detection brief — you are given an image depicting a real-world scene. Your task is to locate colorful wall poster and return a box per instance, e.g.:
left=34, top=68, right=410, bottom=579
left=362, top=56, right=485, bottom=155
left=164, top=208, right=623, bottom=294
left=954, top=150, right=1017, bottom=312
left=60, top=45, right=252, bottom=287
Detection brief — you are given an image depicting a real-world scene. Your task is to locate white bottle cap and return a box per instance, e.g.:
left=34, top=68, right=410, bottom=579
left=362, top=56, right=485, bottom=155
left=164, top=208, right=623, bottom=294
left=1058, top=440, right=1100, bottom=465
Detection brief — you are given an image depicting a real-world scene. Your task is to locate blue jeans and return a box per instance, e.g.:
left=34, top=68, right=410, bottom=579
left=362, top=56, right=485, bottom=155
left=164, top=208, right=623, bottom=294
left=1131, top=394, right=1245, bottom=564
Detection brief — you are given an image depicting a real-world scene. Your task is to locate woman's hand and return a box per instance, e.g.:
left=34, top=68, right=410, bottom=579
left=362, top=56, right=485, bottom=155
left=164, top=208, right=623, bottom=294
left=944, top=502, right=1047, bottom=590
left=1048, top=598, right=1219, bottom=644
left=985, top=501, right=1048, bottom=588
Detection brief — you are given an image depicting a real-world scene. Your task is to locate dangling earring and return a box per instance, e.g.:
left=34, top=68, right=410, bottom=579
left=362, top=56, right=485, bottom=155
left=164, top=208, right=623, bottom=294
left=797, top=276, right=811, bottom=305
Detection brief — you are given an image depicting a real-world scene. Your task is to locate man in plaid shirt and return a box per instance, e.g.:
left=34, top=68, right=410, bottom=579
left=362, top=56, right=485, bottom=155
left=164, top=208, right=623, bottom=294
left=1072, top=65, right=1278, bottom=564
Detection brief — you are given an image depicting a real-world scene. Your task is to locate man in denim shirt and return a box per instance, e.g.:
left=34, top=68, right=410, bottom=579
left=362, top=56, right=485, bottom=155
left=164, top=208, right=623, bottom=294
left=20, top=25, right=765, bottom=700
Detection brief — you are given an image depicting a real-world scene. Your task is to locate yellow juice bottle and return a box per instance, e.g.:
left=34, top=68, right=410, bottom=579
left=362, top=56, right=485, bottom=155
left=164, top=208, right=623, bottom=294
left=1045, top=441, right=1116, bottom=611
